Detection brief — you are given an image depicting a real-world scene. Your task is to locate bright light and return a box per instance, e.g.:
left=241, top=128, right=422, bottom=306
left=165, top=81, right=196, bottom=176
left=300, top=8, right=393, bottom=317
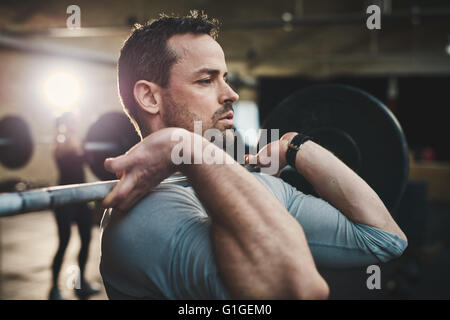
left=43, top=71, right=81, bottom=114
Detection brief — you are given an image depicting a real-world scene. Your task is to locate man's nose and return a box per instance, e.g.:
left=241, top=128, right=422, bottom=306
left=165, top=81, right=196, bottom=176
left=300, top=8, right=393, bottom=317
left=220, top=81, right=239, bottom=104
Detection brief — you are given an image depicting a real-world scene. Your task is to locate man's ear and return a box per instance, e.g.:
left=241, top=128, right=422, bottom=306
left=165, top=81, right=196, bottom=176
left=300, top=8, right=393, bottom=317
left=133, top=80, right=162, bottom=115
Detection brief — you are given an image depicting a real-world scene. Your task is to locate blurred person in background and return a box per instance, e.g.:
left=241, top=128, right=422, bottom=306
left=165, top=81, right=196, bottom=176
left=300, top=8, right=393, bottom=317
left=49, top=112, right=99, bottom=300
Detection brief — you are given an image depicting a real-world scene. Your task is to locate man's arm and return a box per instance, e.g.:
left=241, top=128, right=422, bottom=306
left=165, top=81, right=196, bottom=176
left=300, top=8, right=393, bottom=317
left=181, top=141, right=329, bottom=299
left=285, top=135, right=407, bottom=242
left=103, top=128, right=328, bottom=299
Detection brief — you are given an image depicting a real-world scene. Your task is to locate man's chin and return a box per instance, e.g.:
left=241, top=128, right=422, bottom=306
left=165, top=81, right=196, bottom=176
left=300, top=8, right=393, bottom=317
left=214, top=122, right=234, bottom=132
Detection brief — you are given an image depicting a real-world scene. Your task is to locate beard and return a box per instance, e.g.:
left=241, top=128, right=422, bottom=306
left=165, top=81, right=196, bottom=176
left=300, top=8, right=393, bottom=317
left=161, top=92, right=239, bottom=159
left=161, top=92, right=234, bottom=137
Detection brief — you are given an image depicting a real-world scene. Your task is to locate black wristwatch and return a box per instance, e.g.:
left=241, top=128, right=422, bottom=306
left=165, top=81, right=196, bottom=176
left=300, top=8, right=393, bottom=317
left=285, top=133, right=311, bottom=170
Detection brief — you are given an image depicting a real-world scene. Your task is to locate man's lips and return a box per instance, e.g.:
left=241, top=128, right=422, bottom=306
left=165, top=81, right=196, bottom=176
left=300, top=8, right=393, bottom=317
left=218, top=111, right=234, bottom=126
left=219, top=111, right=234, bottom=120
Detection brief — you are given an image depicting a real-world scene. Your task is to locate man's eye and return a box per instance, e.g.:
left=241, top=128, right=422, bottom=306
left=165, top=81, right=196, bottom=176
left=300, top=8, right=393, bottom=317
left=198, top=78, right=212, bottom=84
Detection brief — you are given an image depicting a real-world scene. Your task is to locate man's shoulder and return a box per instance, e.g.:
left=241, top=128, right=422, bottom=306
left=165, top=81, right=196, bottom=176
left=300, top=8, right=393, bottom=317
left=101, top=182, right=205, bottom=236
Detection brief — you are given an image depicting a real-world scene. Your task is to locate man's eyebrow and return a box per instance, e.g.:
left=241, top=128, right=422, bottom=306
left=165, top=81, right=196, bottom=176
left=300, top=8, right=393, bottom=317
left=194, top=68, right=228, bottom=77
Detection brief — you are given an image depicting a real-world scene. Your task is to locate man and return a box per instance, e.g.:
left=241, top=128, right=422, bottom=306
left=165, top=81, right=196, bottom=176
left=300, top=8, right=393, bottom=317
left=99, top=11, right=407, bottom=299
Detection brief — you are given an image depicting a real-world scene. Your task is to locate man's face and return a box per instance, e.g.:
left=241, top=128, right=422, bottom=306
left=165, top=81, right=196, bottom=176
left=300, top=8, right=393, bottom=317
left=160, top=33, right=239, bottom=136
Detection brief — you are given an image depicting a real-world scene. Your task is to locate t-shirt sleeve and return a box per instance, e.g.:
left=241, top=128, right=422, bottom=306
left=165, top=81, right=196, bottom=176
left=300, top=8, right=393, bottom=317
left=100, top=184, right=230, bottom=300
left=253, top=173, right=408, bottom=268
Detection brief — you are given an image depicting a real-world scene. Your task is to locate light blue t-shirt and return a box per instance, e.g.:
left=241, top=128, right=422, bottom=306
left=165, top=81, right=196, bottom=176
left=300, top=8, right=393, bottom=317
left=99, top=173, right=407, bottom=299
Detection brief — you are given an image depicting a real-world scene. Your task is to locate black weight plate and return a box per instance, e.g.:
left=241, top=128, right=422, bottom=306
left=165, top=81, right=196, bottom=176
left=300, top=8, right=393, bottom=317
left=0, top=116, right=34, bottom=169
left=84, top=112, right=140, bottom=180
left=262, top=84, right=409, bottom=213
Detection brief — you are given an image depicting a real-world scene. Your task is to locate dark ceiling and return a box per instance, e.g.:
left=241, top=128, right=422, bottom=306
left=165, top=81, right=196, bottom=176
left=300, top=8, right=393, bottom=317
left=1, top=0, right=449, bottom=76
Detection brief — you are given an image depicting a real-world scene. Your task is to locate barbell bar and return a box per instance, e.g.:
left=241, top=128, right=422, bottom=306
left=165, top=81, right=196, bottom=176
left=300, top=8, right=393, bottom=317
left=0, top=175, right=189, bottom=217
left=0, top=84, right=410, bottom=216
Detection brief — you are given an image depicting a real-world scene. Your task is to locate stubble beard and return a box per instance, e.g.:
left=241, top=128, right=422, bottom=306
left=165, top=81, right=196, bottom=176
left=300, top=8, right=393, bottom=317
left=162, top=92, right=235, bottom=146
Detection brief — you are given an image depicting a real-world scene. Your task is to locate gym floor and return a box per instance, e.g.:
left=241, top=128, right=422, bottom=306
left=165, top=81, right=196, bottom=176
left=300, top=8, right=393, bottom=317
left=0, top=210, right=107, bottom=300
left=1, top=201, right=449, bottom=300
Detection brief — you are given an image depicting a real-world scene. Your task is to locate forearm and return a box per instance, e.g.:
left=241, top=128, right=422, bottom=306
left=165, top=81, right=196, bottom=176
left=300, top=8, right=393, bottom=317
left=179, top=133, right=327, bottom=299
left=292, top=139, right=406, bottom=241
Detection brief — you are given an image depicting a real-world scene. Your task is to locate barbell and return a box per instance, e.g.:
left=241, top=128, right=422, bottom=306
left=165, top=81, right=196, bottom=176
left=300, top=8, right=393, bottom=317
left=262, top=84, right=409, bottom=213
left=0, top=112, right=140, bottom=181
left=0, top=175, right=190, bottom=218
left=0, top=84, right=409, bottom=217
left=0, top=116, right=34, bottom=169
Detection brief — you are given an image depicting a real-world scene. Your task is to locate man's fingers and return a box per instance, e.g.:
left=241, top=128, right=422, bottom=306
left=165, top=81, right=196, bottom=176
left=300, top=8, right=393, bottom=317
left=102, top=169, right=165, bottom=211
left=102, top=184, right=121, bottom=208
left=116, top=170, right=125, bottom=179
left=104, top=154, right=129, bottom=174
left=116, top=188, right=145, bottom=212
left=245, top=153, right=273, bottom=167
left=115, top=180, right=158, bottom=212
left=281, top=132, right=298, bottom=142
left=102, top=171, right=137, bottom=208
left=245, top=154, right=258, bottom=166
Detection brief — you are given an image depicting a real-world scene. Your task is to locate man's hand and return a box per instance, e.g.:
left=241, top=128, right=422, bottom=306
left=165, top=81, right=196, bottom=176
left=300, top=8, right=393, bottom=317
left=101, top=127, right=187, bottom=211
left=245, top=132, right=298, bottom=177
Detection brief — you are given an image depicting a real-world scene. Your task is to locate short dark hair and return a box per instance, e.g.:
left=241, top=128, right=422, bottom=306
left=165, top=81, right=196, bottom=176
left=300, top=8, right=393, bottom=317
left=117, top=10, right=220, bottom=138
